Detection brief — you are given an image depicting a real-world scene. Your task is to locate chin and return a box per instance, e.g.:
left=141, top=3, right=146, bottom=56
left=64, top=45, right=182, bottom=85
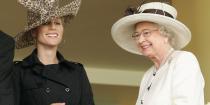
left=141, top=49, right=153, bottom=57
left=48, top=41, right=61, bottom=45
left=45, top=43, right=60, bottom=48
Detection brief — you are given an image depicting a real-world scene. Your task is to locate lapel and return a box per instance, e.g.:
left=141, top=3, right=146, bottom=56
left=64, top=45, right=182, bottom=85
left=22, top=49, right=77, bottom=88
left=41, top=66, right=76, bottom=88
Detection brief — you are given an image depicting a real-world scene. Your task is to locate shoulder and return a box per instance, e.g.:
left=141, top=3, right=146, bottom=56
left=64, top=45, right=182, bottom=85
left=175, top=51, right=195, bottom=58
left=62, top=60, right=85, bottom=70
left=172, top=50, right=198, bottom=63
left=13, top=61, right=23, bottom=67
left=65, top=60, right=83, bottom=67
left=63, top=61, right=88, bottom=77
left=171, top=50, right=201, bottom=76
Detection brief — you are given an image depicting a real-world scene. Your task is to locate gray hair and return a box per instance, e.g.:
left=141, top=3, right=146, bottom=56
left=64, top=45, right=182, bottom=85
left=156, top=24, right=176, bottom=49
left=134, top=22, right=176, bottom=48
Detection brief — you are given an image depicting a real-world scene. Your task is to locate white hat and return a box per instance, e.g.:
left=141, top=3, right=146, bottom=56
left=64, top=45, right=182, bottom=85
left=111, top=2, right=191, bottom=55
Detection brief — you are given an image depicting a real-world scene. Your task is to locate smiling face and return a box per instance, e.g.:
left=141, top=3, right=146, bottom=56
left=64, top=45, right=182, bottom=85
left=134, top=22, right=170, bottom=57
left=34, top=17, right=64, bottom=48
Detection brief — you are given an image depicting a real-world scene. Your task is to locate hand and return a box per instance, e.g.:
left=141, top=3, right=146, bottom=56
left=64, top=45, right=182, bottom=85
left=50, top=103, right=65, bottom=105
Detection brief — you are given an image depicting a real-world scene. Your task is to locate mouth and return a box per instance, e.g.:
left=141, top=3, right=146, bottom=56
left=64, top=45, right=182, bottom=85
left=140, top=43, right=152, bottom=50
left=45, top=33, right=59, bottom=38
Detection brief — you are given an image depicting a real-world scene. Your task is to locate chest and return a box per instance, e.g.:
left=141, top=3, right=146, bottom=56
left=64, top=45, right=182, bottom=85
left=140, top=63, right=175, bottom=105
left=19, top=66, right=81, bottom=105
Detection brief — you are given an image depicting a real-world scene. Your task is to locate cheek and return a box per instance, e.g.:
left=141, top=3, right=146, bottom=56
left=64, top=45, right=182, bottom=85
left=150, top=39, right=166, bottom=52
left=36, top=28, right=47, bottom=39
left=36, top=29, right=47, bottom=40
left=59, top=27, right=64, bottom=36
left=37, top=26, right=47, bottom=33
left=37, top=33, right=45, bottom=42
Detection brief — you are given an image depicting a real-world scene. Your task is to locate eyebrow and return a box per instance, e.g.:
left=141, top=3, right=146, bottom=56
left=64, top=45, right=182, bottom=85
left=134, top=29, right=151, bottom=33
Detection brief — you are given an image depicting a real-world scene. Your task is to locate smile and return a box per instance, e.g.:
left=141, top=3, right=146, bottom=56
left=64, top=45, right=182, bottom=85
left=45, top=33, right=59, bottom=37
left=140, top=43, right=152, bottom=50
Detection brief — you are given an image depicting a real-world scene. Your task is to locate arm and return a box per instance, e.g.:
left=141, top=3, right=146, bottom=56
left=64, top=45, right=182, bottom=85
left=0, top=31, right=15, bottom=105
left=172, top=52, right=205, bottom=105
left=78, top=64, right=95, bottom=105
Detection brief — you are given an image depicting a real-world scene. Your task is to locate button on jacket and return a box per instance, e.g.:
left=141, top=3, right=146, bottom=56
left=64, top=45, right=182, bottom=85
left=13, top=50, right=95, bottom=105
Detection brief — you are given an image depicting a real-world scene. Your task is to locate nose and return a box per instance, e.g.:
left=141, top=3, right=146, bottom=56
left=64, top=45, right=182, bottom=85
left=137, top=34, right=145, bottom=44
left=49, top=22, right=56, bottom=30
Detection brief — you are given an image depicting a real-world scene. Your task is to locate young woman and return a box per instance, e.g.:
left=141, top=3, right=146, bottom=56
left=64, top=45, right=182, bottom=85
left=13, top=0, right=95, bottom=105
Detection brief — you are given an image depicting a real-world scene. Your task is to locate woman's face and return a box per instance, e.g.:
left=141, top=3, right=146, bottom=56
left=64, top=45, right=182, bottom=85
left=133, top=22, right=169, bottom=57
left=35, top=17, right=64, bottom=48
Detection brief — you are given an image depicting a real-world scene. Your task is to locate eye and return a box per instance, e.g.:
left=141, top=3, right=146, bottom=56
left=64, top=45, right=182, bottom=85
left=55, top=22, right=61, bottom=25
left=132, top=33, right=140, bottom=38
left=142, top=31, right=150, bottom=37
left=42, top=21, right=51, bottom=25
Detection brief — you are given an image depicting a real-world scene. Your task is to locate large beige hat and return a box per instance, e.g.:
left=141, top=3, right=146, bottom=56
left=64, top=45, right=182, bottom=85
left=111, top=2, right=191, bottom=55
left=15, top=0, right=82, bottom=49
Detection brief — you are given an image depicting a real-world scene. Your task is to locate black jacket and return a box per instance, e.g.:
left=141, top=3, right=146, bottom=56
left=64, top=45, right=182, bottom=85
left=13, top=50, right=94, bottom=105
left=0, top=31, right=15, bottom=105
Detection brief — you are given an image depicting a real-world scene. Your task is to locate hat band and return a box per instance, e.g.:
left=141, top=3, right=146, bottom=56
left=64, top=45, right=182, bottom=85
left=142, top=9, right=174, bottom=19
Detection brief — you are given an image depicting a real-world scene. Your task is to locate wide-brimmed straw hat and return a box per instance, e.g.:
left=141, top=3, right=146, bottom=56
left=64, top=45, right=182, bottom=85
left=111, top=2, right=191, bottom=55
left=15, top=0, right=82, bottom=49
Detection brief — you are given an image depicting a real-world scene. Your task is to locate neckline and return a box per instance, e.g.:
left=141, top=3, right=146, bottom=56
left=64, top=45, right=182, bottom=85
left=140, top=49, right=175, bottom=105
left=154, top=48, right=175, bottom=71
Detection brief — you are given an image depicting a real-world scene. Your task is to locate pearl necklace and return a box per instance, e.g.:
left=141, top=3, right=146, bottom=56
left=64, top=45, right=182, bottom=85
left=140, top=48, right=174, bottom=105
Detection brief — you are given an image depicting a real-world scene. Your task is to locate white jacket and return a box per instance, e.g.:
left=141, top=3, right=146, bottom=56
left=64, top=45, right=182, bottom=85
left=136, top=51, right=205, bottom=105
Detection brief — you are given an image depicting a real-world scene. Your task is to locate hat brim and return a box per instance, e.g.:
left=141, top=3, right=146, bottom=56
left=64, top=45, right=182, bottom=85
left=111, top=13, right=191, bottom=55
left=15, top=0, right=81, bottom=49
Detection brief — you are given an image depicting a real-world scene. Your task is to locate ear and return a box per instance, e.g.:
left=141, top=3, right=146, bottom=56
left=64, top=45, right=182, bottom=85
left=31, top=29, right=37, bottom=38
left=164, top=37, right=169, bottom=44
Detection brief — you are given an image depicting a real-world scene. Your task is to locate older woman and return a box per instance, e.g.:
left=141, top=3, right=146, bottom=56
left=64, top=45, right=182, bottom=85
left=13, top=0, right=94, bottom=105
left=111, top=2, right=204, bottom=105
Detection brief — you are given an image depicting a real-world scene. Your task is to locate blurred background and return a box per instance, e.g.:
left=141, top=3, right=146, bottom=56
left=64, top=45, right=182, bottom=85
left=1, top=0, right=210, bottom=105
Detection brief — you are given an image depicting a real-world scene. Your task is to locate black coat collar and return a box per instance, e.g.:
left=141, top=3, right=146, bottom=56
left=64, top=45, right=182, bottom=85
left=19, top=49, right=79, bottom=88
left=20, top=49, right=79, bottom=75
left=21, top=49, right=75, bottom=68
left=22, top=49, right=65, bottom=65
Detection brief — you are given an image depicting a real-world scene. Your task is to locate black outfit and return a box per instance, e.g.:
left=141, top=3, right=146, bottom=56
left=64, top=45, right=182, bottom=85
left=0, top=31, right=15, bottom=105
left=13, top=50, right=94, bottom=105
